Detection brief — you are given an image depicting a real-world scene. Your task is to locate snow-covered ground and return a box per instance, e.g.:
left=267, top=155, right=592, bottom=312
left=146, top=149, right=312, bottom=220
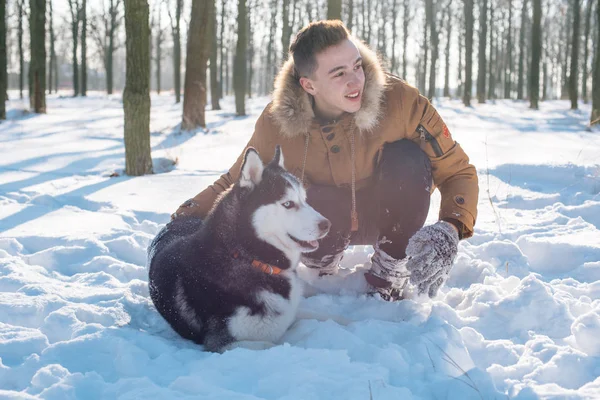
left=1, top=91, right=599, bottom=399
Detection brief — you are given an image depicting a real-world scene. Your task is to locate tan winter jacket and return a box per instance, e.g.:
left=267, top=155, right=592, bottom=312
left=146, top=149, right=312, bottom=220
left=175, top=41, right=479, bottom=239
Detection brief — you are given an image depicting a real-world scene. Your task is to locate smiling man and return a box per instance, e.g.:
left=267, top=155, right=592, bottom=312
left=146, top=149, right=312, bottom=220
left=173, top=20, right=479, bottom=301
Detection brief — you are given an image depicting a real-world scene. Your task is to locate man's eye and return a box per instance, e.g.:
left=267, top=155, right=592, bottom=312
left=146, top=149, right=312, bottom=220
left=354, top=64, right=362, bottom=70
left=282, top=201, right=295, bottom=209
left=335, top=72, right=344, bottom=77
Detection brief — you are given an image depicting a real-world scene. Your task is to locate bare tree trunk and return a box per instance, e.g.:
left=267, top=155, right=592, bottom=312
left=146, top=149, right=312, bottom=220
left=426, top=0, right=439, bottom=99
left=582, top=0, right=592, bottom=103
left=265, top=0, right=277, bottom=92
left=347, top=0, right=354, bottom=31
left=48, top=0, right=53, bottom=94
left=477, top=0, right=488, bottom=103
left=504, top=0, right=512, bottom=98
left=123, top=0, right=152, bottom=176
left=105, top=0, right=120, bottom=95
left=210, top=0, right=220, bottom=109
left=219, top=0, right=226, bottom=98
left=529, top=0, right=541, bottom=109
left=68, top=0, right=81, bottom=96
left=569, top=0, right=581, bottom=109
left=282, top=0, right=291, bottom=60
left=463, top=0, right=474, bottom=106
left=443, top=0, right=453, bottom=97
left=487, top=0, right=495, bottom=100
left=457, top=10, right=463, bottom=97
left=167, top=0, right=182, bottom=102
left=182, top=0, right=212, bottom=130
left=328, top=0, right=342, bottom=19
left=390, top=0, right=398, bottom=74
left=81, top=0, right=87, bottom=96
left=234, top=0, right=247, bottom=116
left=561, top=4, right=572, bottom=99
left=29, top=0, right=46, bottom=113
left=366, top=0, right=372, bottom=44
left=18, top=0, right=24, bottom=99
left=0, top=0, right=6, bottom=119
left=591, top=0, right=600, bottom=125
left=402, top=0, right=409, bottom=79
left=155, top=5, right=163, bottom=95
left=420, top=6, right=429, bottom=94
left=247, top=0, right=253, bottom=98
left=517, top=0, right=527, bottom=99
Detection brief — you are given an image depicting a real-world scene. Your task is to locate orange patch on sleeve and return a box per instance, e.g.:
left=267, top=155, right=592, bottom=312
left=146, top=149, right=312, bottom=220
left=443, top=124, right=451, bottom=139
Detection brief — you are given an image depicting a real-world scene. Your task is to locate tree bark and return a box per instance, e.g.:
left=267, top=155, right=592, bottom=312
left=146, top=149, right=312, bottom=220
left=68, top=0, right=81, bottom=96
left=18, top=0, right=24, bottom=99
left=517, top=0, right=527, bottom=100
left=167, top=0, right=182, bottom=102
left=457, top=10, right=463, bottom=97
left=81, top=0, right=87, bottom=96
left=106, top=0, right=120, bottom=95
left=123, top=0, right=152, bottom=175
left=210, top=0, right=220, bottom=109
left=591, top=0, right=600, bottom=125
left=529, top=0, right=541, bottom=109
left=265, top=0, right=277, bottom=92
left=29, top=0, right=46, bottom=113
left=582, top=0, right=592, bottom=103
left=504, top=0, right=512, bottom=98
left=347, top=0, right=354, bottom=31
left=282, top=0, right=291, bottom=60
left=48, top=0, right=56, bottom=94
left=155, top=5, right=164, bottom=95
left=426, top=0, right=439, bottom=100
left=402, top=0, right=409, bottom=79
left=477, top=0, right=488, bottom=103
left=487, top=0, right=495, bottom=99
left=569, top=0, right=581, bottom=109
left=391, top=0, right=398, bottom=74
left=421, top=6, right=429, bottom=94
left=328, top=0, right=342, bottom=20
left=182, top=0, right=211, bottom=129
left=463, top=0, right=474, bottom=106
left=247, top=1, right=253, bottom=98
left=219, top=0, right=226, bottom=98
left=234, top=0, right=247, bottom=116
left=443, top=0, right=453, bottom=97
left=0, top=0, right=6, bottom=120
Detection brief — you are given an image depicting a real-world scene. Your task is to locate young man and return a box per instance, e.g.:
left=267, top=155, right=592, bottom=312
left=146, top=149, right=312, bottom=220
left=172, top=20, right=479, bottom=301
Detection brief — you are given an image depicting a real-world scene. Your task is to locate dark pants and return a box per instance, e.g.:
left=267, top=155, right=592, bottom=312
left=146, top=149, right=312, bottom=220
left=302, top=140, right=432, bottom=266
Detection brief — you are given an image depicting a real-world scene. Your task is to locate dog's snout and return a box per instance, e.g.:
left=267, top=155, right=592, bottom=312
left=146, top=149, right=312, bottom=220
left=319, top=219, right=331, bottom=233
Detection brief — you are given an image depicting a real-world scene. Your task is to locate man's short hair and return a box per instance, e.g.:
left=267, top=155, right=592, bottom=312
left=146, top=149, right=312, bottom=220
left=289, top=20, right=351, bottom=78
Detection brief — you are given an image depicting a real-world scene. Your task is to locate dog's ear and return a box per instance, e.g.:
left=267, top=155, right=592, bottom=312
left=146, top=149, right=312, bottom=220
left=271, top=145, right=285, bottom=169
left=239, top=147, right=263, bottom=188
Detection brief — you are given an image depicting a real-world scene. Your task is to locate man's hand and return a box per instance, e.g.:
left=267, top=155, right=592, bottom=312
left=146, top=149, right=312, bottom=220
left=405, top=221, right=459, bottom=298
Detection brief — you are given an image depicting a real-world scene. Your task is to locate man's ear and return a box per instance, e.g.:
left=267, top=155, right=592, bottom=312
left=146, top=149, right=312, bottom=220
left=299, top=77, right=317, bottom=95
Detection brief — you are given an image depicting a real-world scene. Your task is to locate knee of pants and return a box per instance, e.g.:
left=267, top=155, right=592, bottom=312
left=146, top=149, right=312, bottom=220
left=379, top=139, right=432, bottom=191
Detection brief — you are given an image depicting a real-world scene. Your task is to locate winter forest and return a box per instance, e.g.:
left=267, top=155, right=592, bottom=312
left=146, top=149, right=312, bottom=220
left=1, top=0, right=599, bottom=132
left=1, top=0, right=600, bottom=399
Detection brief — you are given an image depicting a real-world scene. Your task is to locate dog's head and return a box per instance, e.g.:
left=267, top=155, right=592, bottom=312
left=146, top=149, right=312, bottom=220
left=238, top=145, right=330, bottom=261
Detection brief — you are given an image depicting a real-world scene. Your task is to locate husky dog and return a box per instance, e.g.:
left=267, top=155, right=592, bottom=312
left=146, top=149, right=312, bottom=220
left=148, top=146, right=331, bottom=352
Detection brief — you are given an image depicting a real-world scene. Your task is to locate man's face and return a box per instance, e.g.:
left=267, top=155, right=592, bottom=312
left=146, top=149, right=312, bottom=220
left=299, top=39, right=366, bottom=120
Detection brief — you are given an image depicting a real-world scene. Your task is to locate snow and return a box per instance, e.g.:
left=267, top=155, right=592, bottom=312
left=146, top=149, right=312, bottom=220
left=1, top=91, right=599, bottom=399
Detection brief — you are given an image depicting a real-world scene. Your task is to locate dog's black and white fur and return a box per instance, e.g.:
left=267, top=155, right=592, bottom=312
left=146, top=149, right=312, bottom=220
left=148, top=146, right=330, bottom=352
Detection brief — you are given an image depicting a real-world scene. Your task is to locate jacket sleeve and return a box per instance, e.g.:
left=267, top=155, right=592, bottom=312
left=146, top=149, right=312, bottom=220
left=173, top=108, right=273, bottom=219
left=402, top=85, right=479, bottom=239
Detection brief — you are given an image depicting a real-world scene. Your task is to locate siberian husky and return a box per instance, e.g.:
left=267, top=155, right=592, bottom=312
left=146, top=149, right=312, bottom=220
left=148, top=146, right=331, bottom=352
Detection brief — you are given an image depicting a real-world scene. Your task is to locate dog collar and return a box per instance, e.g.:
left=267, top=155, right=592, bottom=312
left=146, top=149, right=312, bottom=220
left=232, top=251, right=283, bottom=275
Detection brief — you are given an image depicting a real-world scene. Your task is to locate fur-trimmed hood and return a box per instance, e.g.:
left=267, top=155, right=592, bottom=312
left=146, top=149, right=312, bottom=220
left=270, top=40, right=388, bottom=138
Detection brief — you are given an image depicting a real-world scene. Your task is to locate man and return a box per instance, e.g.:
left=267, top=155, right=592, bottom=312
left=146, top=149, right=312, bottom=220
left=172, top=20, right=479, bottom=301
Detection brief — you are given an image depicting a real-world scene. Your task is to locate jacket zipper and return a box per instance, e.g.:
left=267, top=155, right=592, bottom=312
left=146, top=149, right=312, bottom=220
left=418, top=125, right=443, bottom=157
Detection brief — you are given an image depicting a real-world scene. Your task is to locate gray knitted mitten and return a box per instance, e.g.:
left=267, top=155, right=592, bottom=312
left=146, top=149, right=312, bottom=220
left=405, top=221, right=459, bottom=298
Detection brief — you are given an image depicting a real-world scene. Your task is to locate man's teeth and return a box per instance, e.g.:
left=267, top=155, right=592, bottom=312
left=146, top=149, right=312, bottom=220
left=346, top=92, right=359, bottom=98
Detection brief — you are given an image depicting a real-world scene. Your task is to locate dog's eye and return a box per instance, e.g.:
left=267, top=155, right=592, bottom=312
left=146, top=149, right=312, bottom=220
left=282, top=201, right=295, bottom=209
